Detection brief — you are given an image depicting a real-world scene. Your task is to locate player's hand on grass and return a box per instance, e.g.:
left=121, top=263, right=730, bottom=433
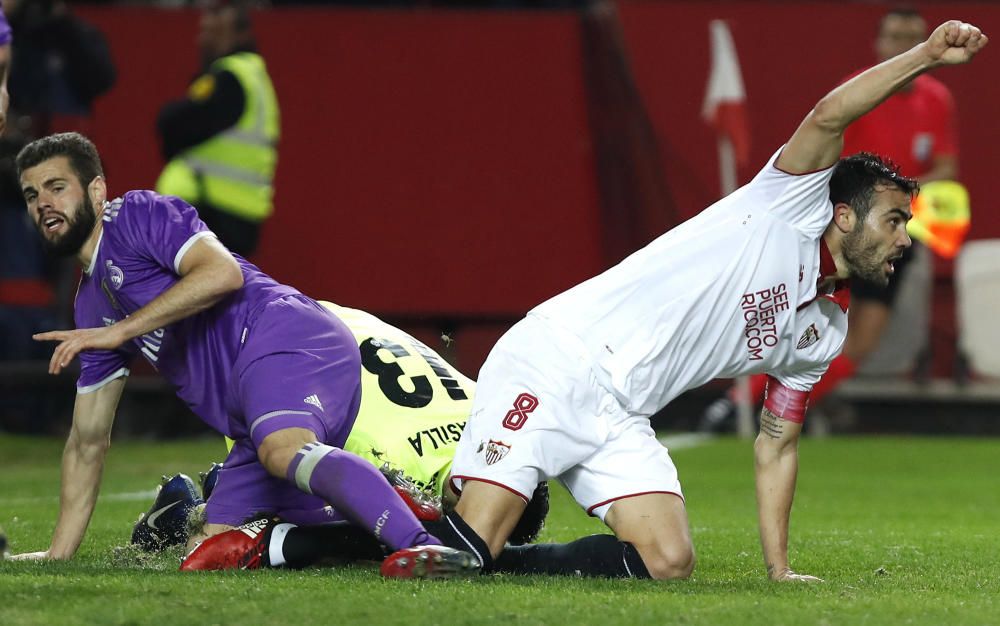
left=34, top=326, right=128, bottom=375
left=769, top=566, right=824, bottom=583
left=923, top=21, right=987, bottom=67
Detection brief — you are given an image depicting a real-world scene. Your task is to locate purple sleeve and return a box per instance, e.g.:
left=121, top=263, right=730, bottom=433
left=0, top=7, right=11, bottom=47
left=118, top=191, right=213, bottom=274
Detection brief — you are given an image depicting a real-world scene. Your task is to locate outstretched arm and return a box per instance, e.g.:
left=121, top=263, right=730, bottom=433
left=753, top=377, right=821, bottom=582
left=9, top=378, right=126, bottom=560
left=778, top=20, right=987, bottom=174
left=34, top=237, right=243, bottom=375
left=754, top=407, right=819, bottom=581
left=0, top=42, right=10, bottom=135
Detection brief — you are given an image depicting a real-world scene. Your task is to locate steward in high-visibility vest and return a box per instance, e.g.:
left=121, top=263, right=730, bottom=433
left=908, top=180, right=971, bottom=260
left=155, top=2, right=279, bottom=257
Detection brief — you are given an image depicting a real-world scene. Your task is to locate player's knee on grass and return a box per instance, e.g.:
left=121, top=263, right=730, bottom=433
left=634, top=540, right=696, bottom=580
left=605, top=492, right=694, bottom=579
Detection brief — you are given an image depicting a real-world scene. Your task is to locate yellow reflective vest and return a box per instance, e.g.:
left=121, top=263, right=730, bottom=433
left=907, top=180, right=971, bottom=260
left=156, top=52, right=280, bottom=222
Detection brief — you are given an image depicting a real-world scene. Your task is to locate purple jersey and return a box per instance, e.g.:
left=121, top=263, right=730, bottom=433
left=74, top=191, right=298, bottom=434
left=0, top=5, right=9, bottom=47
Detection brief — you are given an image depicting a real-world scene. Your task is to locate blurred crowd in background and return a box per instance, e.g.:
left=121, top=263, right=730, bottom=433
left=48, top=1, right=595, bottom=7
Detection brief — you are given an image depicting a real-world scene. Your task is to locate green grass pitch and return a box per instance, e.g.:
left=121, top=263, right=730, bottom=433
left=1, top=434, right=998, bottom=625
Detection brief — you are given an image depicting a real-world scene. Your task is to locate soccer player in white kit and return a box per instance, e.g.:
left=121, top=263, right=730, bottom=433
left=382, top=20, right=986, bottom=581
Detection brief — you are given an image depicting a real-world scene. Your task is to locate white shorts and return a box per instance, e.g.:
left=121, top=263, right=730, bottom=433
left=451, top=315, right=683, bottom=521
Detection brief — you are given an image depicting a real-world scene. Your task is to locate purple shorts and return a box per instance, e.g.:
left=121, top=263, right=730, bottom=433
left=205, top=295, right=362, bottom=526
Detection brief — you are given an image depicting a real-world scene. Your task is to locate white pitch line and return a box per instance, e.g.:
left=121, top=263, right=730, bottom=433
left=657, top=432, right=715, bottom=450
left=0, top=488, right=158, bottom=506
left=0, top=435, right=713, bottom=506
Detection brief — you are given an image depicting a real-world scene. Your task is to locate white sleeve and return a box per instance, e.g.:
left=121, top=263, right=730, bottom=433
left=744, top=146, right=837, bottom=239
left=771, top=362, right=831, bottom=393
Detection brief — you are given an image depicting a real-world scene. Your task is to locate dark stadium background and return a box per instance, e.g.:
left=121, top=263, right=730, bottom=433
left=3, top=0, right=999, bottom=436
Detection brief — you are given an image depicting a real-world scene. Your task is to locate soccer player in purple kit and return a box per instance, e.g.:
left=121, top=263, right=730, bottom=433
left=7, top=132, right=478, bottom=578
left=0, top=3, right=12, bottom=134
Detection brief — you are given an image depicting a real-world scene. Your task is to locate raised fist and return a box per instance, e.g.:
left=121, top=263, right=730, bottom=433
left=924, top=20, right=988, bottom=66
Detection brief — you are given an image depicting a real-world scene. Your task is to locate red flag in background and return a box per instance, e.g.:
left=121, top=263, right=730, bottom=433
left=702, top=20, right=750, bottom=196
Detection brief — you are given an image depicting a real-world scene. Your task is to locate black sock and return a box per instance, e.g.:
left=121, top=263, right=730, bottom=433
left=274, top=524, right=387, bottom=568
left=421, top=510, right=494, bottom=571
left=493, top=534, right=651, bottom=578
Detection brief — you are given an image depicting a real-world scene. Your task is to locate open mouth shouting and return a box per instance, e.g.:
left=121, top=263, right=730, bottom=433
left=885, top=253, right=903, bottom=275
left=41, top=213, right=67, bottom=235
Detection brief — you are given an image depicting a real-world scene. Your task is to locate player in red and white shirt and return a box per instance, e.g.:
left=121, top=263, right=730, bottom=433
left=702, top=8, right=962, bottom=428
left=381, top=20, right=987, bottom=582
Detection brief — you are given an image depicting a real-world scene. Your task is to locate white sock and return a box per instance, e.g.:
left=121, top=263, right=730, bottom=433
left=267, top=523, right=297, bottom=567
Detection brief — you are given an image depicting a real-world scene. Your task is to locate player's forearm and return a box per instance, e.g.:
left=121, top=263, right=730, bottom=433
left=0, top=43, right=11, bottom=131
left=778, top=41, right=945, bottom=173
left=754, top=432, right=799, bottom=579
left=48, top=433, right=109, bottom=559
left=110, top=262, right=242, bottom=344
left=46, top=383, right=124, bottom=559
left=0, top=43, right=10, bottom=90
left=812, top=44, right=940, bottom=135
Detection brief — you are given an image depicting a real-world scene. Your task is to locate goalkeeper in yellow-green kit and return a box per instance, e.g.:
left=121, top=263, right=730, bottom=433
left=132, top=302, right=547, bottom=570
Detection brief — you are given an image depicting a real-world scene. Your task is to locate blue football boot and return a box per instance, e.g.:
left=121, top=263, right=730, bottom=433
left=131, top=473, right=204, bottom=552
left=199, top=462, right=223, bottom=501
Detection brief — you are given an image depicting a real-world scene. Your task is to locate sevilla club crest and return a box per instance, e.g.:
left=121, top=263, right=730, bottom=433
left=484, top=440, right=511, bottom=465
left=797, top=323, right=820, bottom=349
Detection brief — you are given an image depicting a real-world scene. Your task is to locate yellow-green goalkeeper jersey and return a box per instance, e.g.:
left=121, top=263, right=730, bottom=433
left=319, top=302, right=475, bottom=496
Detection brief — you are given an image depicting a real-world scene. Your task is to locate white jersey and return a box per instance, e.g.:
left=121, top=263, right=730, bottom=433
left=531, top=147, right=849, bottom=416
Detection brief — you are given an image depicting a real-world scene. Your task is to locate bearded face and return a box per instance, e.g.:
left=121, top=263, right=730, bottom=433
left=37, top=196, right=97, bottom=258
left=21, top=154, right=102, bottom=259
left=841, top=221, right=893, bottom=286
left=840, top=186, right=912, bottom=286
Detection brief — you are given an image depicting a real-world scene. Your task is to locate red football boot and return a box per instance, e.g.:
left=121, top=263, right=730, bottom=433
left=380, top=464, right=442, bottom=522
left=179, top=517, right=275, bottom=571
left=380, top=545, right=480, bottom=580
left=392, top=487, right=442, bottom=522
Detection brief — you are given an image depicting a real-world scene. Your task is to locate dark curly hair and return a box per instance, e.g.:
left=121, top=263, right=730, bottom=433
left=830, top=152, right=919, bottom=223
left=15, top=132, right=104, bottom=191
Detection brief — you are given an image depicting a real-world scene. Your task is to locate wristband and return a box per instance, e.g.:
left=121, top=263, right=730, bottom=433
left=763, top=376, right=809, bottom=424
